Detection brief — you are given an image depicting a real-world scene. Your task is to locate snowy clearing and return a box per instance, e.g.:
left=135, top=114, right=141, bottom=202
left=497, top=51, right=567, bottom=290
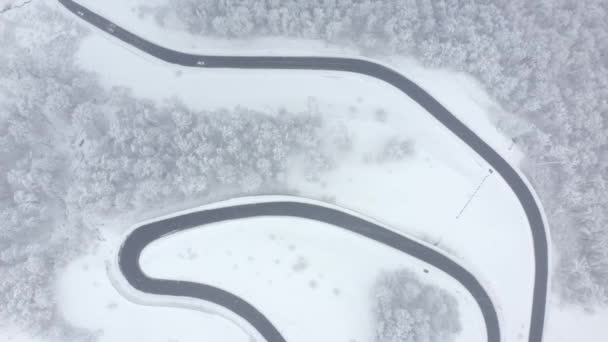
left=56, top=234, right=251, bottom=342
left=544, top=296, right=608, bottom=342
left=134, top=196, right=485, bottom=342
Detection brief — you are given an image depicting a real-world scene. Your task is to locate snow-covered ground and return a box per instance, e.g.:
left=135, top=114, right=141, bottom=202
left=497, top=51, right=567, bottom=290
left=0, top=328, right=44, bottom=342
left=50, top=1, right=541, bottom=342
left=56, top=238, right=251, bottom=342
left=544, top=298, right=608, bottom=342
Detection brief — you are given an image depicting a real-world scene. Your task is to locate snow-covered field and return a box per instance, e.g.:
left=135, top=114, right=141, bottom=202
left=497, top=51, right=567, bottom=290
left=51, top=1, right=540, bottom=341
left=0, top=328, right=43, bottom=342
left=544, top=299, right=608, bottom=342
left=56, top=238, right=251, bottom=342
left=126, top=196, right=483, bottom=342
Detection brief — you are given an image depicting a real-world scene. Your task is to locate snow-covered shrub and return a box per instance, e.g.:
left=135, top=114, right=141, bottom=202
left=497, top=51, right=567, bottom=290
left=376, top=137, right=414, bottom=162
left=372, top=269, right=461, bottom=342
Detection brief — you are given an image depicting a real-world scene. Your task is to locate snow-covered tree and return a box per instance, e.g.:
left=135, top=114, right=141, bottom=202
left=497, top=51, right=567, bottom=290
left=372, top=269, right=461, bottom=342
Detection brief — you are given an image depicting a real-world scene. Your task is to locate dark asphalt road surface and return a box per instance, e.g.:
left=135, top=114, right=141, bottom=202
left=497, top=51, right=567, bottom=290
left=58, top=1, right=548, bottom=342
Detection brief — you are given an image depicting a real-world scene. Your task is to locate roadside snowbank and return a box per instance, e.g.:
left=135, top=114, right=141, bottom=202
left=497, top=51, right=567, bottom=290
left=56, top=231, right=251, bottom=342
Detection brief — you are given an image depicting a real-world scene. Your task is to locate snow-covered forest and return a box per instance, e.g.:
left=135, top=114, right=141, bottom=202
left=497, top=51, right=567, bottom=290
left=68, top=95, right=332, bottom=218
left=372, top=269, right=461, bottom=342
left=149, top=0, right=608, bottom=308
left=0, top=4, right=349, bottom=337
left=2, top=0, right=607, bottom=340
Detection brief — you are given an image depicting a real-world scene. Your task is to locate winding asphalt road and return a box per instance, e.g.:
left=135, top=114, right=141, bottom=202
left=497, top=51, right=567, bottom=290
left=58, top=1, right=548, bottom=342
left=120, top=201, right=498, bottom=342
